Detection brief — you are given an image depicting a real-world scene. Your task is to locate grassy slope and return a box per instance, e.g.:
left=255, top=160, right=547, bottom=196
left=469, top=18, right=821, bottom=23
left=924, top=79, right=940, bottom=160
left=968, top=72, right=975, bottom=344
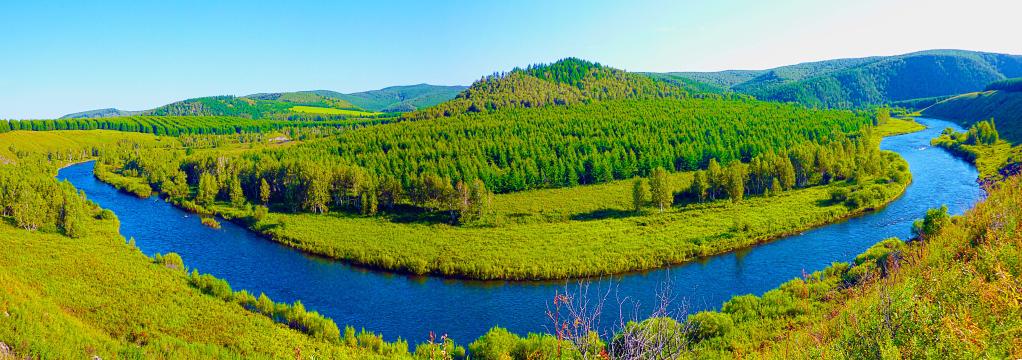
left=256, top=172, right=907, bottom=280
left=691, top=175, right=1022, bottom=358
left=922, top=89, right=1022, bottom=143
left=667, top=50, right=1022, bottom=108
left=315, top=85, right=467, bottom=112
left=0, top=130, right=171, bottom=164
left=0, top=130, right=410, bottom=359
left=0, top=218, right=389, bottom=359
left=290, top=106, right=381, bottom=117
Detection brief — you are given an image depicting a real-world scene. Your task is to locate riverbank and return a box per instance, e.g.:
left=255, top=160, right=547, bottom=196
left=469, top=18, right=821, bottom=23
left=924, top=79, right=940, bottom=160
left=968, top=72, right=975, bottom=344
left=92, top=120, right=922, bottom=281
left=59, top=117, right=983, bottom=343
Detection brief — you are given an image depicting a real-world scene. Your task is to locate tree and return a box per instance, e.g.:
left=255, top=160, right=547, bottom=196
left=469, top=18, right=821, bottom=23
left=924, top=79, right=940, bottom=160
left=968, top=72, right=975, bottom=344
left=196, top=173, right=218, bottom=205
left=689, top=171, right=709, bottom=202
left=13, top=188, right=47, bottom=231
left=303, top=169, right=330, bottom=214
left=632, top=178, right=648, bottom=212
left=259, top=178, right=271, bottom=205
left=912, top=205, right=950, bottom=240
left=59, top=189, right=87, bottom=238
left=724, top=164, right=746, bottom=202
left=706, top=159, right=723, bottom=200
left=166, top=171, right=189, bottom=199
left=468, top=179, right=491, bottom=221
left=229, top=176, right=245, bottom=207
left=649, top=168, right=672, bottom=212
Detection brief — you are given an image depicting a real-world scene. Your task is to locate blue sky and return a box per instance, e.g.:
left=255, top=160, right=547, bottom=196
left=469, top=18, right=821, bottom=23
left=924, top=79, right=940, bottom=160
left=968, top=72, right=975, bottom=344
left=2, top=0, right=1020, bottom=119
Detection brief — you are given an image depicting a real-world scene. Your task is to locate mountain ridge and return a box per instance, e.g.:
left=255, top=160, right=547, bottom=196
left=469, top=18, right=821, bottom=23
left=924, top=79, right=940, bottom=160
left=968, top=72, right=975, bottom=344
left=661, top=49, right=1022, bottom=108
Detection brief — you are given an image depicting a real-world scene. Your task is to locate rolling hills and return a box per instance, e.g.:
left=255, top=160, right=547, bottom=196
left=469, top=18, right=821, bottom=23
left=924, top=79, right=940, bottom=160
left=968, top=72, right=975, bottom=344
left=663, top=50, right=1022, bottom=108
left=921, top=78, right=1022, bottom=143
left=60, top=84, right=465, bottom=119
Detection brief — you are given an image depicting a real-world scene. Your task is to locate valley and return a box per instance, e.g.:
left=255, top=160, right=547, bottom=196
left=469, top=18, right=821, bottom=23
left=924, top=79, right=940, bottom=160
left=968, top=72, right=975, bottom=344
left=2, top=4, right=1021, bottom=356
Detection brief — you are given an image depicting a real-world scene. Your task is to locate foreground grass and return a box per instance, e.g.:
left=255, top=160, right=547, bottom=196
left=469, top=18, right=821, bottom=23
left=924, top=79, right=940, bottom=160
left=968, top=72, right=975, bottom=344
left=0, top=211, right=405, bottom=359
left=679, top=174, right=1022, bottom=358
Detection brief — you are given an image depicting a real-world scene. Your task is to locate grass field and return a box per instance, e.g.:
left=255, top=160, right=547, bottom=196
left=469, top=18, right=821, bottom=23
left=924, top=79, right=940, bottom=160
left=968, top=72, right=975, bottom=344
left=0, top=199, right=408, bottom=359
left=253, top=167, right=908, bottom=280
left=0, top=130, right=168, bottom=165
left=875, top=117, right=925, bottom=137
left=290, top=105, right=382, bottom=117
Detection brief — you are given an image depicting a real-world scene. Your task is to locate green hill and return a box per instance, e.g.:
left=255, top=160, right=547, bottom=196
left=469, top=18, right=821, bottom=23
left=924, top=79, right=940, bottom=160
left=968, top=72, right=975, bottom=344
left=921, top=89, right=1022, bottom=143
left=663, top=50, right=1022, bottom=108
left=60, top=108, right=141, bottom=119
left=406, top=58, right=690, bottom=120
left=311, top=84, right=467, bottom=112
left=61, top=84, right=465, bottom=120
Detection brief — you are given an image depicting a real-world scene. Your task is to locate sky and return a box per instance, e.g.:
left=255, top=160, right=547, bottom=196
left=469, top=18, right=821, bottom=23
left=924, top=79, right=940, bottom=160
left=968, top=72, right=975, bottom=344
left=2, top=0, right=1020, bottom=119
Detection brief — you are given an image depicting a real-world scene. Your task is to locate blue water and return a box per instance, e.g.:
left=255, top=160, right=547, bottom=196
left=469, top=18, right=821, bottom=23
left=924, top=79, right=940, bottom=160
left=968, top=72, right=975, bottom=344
left=57, top=118, right=983, bottom=344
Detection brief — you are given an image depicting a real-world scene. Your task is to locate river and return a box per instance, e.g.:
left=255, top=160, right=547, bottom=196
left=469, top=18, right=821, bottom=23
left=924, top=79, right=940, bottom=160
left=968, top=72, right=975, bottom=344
left=57, top=117, right=983, bottom=344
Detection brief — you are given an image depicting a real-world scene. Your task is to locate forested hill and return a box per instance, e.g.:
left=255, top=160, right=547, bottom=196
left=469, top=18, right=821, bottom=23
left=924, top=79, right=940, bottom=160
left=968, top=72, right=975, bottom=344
left=661, top=50, right=1022, bottom=108
left=404, top=58, right=692, bottom=120
left=921, top=79, right=1022, bottom=143
left=60, top=84, right=464, bottom=119
left=308, top=84, right=467, bottom=112
left=60, top=108, right=141, bottom=119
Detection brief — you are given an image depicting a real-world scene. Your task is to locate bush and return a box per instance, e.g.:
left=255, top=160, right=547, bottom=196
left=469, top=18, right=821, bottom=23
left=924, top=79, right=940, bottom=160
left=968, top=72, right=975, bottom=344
left=687, top=311, right=734, bottom=341
left=154, top=252, right=185, bottom=272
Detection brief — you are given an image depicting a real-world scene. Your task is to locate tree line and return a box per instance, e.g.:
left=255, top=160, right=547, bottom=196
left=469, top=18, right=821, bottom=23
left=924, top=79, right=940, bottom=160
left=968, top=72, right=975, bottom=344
left=0, top=161, right=95, bottom=237
left=98, top=97, right=878, bottom=222
left=0, top=115, right=385, bottom=136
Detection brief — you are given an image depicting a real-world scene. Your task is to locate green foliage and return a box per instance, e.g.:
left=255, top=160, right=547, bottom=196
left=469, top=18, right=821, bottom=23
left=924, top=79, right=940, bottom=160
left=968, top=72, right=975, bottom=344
left=405, top=58, right=688, bottom=120
left=984, top=77, right=1022, bottom=92
left=154, top=252, right=186, bottom=272
left=4, top=115, right=384, bottom=137
left=668, top=50, right=1022, bottom=108
left=311, top=84, right=467, bottom=112
left=921, top=90, right=1022, bottom=144
left=911, top=205, right=950, bottom=240
left=631, top=178, right=647, bottom=212
left=649, top=167, right=671, bottom=212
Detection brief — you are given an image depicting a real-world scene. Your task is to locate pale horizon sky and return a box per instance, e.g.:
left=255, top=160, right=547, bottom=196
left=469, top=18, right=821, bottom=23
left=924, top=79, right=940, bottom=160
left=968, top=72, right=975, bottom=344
left=2, top=0, right=1021, bottom=119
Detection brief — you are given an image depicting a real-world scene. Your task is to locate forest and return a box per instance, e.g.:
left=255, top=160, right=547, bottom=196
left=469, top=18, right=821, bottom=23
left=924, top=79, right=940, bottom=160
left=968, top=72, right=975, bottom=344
left=96, top=98, right=880, bottom=221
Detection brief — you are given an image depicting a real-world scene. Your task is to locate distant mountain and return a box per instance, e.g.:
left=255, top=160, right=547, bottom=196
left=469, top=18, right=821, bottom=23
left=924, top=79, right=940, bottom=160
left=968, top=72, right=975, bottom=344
left=662, top=50, right=1022, bottom=108
left=60, top=84, right=465, bottom=119
left=921, top=78, right=1022, bottom=143
left=407, top=58, right=692, bottom=120
left=60, top=108, right=140, bottom=119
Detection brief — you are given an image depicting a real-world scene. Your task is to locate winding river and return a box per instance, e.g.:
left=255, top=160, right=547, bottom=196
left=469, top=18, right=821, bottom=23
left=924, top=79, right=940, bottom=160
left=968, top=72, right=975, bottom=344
left=58, top=117, right=983, bottom=344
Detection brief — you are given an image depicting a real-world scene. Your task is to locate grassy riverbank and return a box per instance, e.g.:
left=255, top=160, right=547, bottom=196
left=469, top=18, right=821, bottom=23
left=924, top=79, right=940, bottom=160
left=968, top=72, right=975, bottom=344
left=87, top=116, right=920, bottom=280
left=255, top=168, right=909, bottom=280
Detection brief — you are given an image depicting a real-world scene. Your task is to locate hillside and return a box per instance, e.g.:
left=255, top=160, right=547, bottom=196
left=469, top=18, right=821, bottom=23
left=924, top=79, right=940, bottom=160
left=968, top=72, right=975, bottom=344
left=405, top=58, right=690, bottom=120
left=311, top=84, right=467, bottom=112
left=663, top=50, right=1022, bottom=108
left=60, top=84, right=464, bottom=119
left=59, top=108, right=140, bottom=119
left=922, top=88, right=1022, bottom=143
